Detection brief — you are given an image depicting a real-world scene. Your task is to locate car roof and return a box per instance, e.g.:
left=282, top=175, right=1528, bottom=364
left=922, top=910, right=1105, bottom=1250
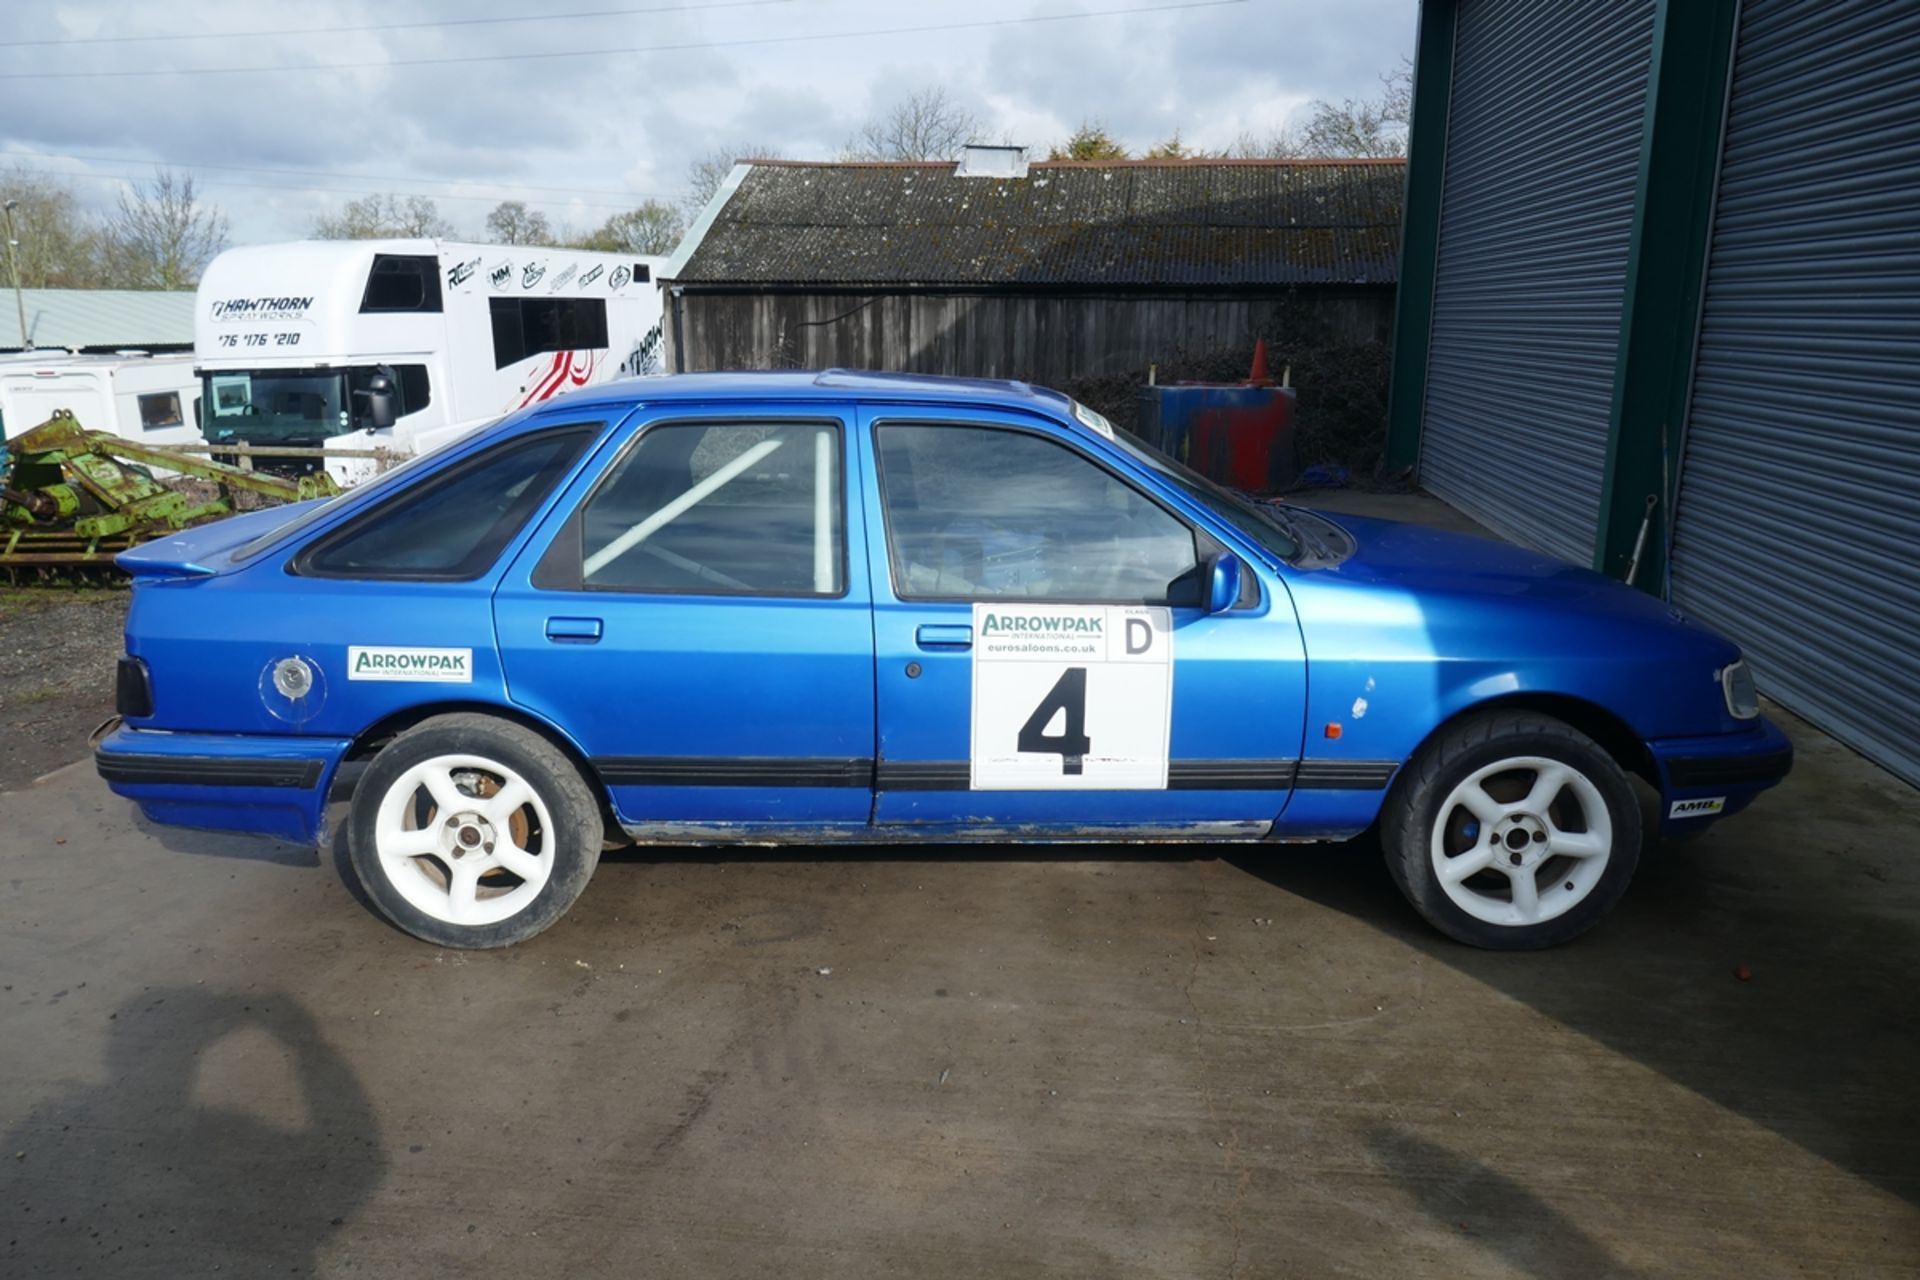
left=529, top=369, right=1081, bottom=424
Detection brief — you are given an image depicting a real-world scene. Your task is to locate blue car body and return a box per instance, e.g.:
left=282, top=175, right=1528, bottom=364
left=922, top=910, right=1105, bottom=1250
left=96, top=371, right=1790, bottom=851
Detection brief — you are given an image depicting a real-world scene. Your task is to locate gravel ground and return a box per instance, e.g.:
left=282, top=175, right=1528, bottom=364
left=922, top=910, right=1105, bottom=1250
left=0, top=589, right=128, bottom=791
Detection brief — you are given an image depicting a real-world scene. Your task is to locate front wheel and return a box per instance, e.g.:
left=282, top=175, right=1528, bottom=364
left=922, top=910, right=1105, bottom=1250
left=1382, top=711, right=1641, bottom=949
left=347, top=714, right=603, bottom=948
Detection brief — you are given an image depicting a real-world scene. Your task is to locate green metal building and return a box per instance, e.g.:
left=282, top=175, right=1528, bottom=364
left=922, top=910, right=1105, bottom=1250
left=1387, top=0, right=1920, bottom=786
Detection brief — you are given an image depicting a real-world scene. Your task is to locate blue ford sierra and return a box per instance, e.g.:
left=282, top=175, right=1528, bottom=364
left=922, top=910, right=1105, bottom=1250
left=95, top=371, right=1790, bottom=949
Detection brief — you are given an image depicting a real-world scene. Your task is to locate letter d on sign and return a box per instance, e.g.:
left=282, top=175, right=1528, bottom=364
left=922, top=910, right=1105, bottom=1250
left=1126, top=617, right=1153, bottom=655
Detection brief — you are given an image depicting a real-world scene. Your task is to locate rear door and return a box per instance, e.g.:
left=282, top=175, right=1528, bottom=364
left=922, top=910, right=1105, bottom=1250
left=860, top=407, right=1307, bottom=834
left=495, top=404, right=876, bottom=833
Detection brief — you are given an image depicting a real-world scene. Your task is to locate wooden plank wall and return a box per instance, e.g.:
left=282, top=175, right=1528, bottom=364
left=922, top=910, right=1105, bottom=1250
left=668, top=290, right=1394, bottom=384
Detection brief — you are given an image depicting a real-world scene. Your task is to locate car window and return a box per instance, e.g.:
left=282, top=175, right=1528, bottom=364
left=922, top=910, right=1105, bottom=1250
left=875, top=423, right=1201, bottom=605
left=232, top=446, right=441, bottom=563
left=1106, top=423, right=1305, bottom=563
left=562, top=420, right=844, bottom=596
left=293, top=425, right=594, bottom=580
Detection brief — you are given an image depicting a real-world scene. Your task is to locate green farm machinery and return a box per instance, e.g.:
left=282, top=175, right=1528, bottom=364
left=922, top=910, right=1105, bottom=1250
left=1, top=411, right=343, bottom=581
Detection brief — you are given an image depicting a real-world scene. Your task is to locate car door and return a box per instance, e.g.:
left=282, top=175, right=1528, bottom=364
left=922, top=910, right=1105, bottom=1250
left=495, top=403, right=875, bottom=833
left=860, top=406, right=1308, bottom=834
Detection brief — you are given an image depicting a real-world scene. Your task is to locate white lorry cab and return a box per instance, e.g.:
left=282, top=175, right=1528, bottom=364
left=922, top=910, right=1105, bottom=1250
left=193, top=239, right=667, bottom=476
left=0, top=350, right=202, bottom=448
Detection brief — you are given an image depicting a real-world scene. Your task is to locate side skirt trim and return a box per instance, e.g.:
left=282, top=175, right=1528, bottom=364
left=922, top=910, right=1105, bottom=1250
left=592, top=757, right=1400, bottom=792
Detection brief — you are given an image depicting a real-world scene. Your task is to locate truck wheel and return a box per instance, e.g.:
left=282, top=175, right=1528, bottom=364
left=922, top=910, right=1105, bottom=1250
left=347, top=714, right=602, bottom=948
left=1382, top=711, right=1640, bottom=949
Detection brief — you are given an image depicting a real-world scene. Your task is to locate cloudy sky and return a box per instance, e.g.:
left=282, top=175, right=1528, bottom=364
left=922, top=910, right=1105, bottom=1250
left=2, top=0, right=1415, bottom=245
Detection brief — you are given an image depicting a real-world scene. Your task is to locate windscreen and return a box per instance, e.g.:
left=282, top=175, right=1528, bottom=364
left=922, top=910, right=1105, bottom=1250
left=202, top=369, right=349, bottom=444
left=201, top=365, right=430, bottom=444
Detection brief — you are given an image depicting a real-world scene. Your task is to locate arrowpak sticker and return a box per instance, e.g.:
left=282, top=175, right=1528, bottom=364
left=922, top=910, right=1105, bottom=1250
left=970, top=603, right=1172, bottom=791
left=347, top=646, right=472, bottom=683
left=1669, top=796, right=1726, bottom=818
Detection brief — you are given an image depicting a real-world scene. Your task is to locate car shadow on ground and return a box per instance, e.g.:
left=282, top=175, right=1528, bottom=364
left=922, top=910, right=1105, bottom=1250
left=134, top=811, right=320, bottom=868
left=0, top=986, right=387, bottom=1272
left=311, top=725, right=1917, bottom=1215
left=1365, top=1124, right=1654, bottom=1279
left=1227, top=824, right=1920, bottom=1211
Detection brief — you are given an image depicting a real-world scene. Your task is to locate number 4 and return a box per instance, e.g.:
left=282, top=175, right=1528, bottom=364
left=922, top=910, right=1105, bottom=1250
left=1018, top=667, right=1092, bottom=775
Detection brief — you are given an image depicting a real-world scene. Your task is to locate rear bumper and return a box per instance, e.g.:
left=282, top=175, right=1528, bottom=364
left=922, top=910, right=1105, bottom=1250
left=92, top=717, right=351, bottom=845
left=1648, top=716, right=1793, bottom=832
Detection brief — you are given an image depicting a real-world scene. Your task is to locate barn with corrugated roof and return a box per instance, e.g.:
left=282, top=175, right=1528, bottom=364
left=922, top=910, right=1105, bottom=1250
left=660, top=148, right=1403, bottom=386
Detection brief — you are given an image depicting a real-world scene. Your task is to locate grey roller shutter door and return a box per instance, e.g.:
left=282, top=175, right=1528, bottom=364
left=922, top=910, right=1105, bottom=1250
left=1671, top=0, right=1920, bottom=786
left=1420, top=0, right=1655, bottom=564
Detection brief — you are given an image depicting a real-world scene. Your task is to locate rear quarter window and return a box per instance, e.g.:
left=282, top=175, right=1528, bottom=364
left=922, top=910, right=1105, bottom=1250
left=290, top=425, right=595, bottom=581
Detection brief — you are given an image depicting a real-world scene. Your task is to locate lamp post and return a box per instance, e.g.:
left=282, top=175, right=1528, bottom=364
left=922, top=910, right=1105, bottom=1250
left=2, top=199, right=27, bottom=350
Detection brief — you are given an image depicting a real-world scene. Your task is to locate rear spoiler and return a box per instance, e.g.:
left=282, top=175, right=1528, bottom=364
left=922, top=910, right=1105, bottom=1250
left=115, top=499, right=324, bottom=580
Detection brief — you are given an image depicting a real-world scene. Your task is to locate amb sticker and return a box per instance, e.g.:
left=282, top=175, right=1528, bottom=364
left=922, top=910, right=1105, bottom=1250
left=347, top=646, right=472, bottom=683
left=1669, top=796, right=1726, bottom=818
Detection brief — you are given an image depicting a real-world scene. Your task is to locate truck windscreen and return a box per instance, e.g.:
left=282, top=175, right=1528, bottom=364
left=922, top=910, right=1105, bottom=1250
left=200, top=366, right=430, bottom=447
left=203, top=369, right=349, bottom=445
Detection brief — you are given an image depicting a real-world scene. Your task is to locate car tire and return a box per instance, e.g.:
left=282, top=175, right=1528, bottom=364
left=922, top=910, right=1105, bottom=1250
left=347, top=713, right=603, bottom=949
left=1381, top=710, right=1641, bottom=950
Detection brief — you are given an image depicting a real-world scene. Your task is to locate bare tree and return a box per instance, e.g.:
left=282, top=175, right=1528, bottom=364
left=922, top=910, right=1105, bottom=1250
left=682, top=143, right=783, bottom=221
left=1384, top=57, right=1414, bottom=124
left=101, top=169, right=230, bottom=289
left=0, top=166, right=106, bottom=287
left=1227, top=126, right=1310, bottom=159
left=844, top=86, right=982, bottom=161
left=570, top=200, right=685, bottom=255
left=1296, top=60, right=1415, bottom=158
left=1227, top=60, right=1413, bottom=160
left=484, top=200, right=554, bottom=246
left=312, top=193, right=454, bottom=240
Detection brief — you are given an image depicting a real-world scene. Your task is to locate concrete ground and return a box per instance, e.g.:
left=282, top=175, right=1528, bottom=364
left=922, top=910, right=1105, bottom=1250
left=3, top=493, right=1917, bottom=1278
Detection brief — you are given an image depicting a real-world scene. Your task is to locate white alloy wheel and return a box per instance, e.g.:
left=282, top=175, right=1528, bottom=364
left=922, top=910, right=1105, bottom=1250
left=1427, top=755, right=1613, bottom=928
left=371, top=752, right=556, bottom=927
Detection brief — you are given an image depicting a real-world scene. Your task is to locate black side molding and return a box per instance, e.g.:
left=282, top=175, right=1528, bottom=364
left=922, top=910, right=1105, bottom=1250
left=1168, top=760, right=1298, bottom=790
left=596, top=757, right=872, bottom=788
left=1666, top=747, right=1793, bottom=788
left=873, top=760, right=1307, bottom=791
left=1294, top=760, right=1399, bottom=790
left=868, top=759, right=1394, bottom=791
left=874, top=760, right=969, bottom=791
left=95, top=752, right=325, bottom=789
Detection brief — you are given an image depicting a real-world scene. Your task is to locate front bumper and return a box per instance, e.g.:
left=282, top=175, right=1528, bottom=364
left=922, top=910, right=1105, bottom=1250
left=92, top=717, right=352, bottom=845
left=1647, top=715, right=1793, bottom=832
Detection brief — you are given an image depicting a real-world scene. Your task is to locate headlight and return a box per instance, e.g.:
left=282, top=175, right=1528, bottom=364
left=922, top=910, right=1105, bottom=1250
left=1721, top=660, right=1759, bottom=720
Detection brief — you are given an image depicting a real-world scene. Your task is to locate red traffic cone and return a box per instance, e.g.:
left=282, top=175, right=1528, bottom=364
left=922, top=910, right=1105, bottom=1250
left=1248, top=338, right=1270, bottom=385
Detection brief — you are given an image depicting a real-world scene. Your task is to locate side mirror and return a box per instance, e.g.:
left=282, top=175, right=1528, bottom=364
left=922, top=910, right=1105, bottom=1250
left=1206, top=551, right=1243, bottom=615
left=355, top=374, right=398, bottom=431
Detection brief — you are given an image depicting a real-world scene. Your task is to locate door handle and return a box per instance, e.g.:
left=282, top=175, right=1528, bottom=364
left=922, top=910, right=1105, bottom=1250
left=545, top=616, right=603, bottom=643
left=915, top=624, right=972, bottom=650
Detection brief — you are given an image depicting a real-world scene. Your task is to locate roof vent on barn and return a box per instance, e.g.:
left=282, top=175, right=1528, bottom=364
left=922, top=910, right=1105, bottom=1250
left=954, top=144, right=1029, bottom=179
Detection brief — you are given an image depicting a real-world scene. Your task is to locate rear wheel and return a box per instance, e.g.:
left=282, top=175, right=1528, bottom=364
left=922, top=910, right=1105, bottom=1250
left=1382, top=711, right=1640, bottom=949
left=347, top=714, right=602, bottom=948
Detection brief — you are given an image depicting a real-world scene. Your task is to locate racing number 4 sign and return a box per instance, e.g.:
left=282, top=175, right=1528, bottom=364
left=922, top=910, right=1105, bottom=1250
left=970, top=604, right=1173, bottom=790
